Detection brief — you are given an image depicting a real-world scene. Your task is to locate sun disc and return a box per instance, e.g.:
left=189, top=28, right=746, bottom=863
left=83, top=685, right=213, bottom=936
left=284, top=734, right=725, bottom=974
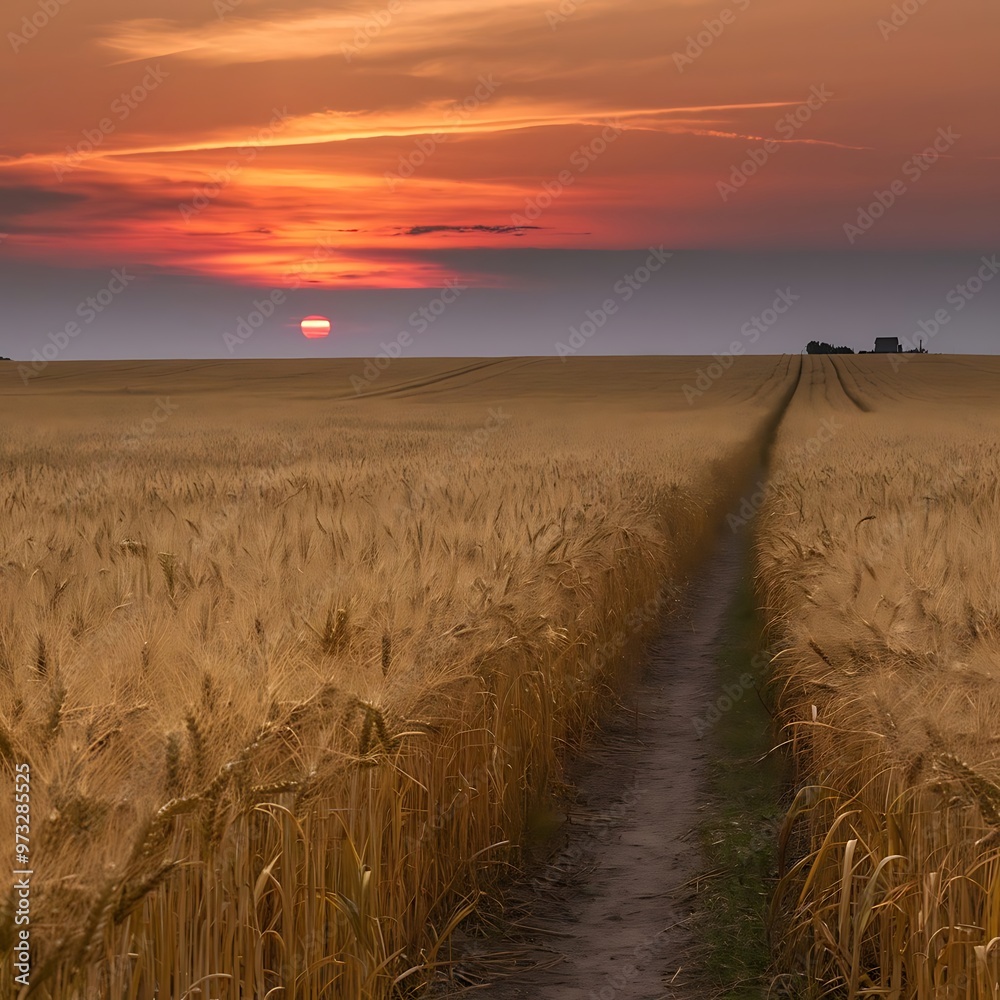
left=300, top=315, right=331, bottom=338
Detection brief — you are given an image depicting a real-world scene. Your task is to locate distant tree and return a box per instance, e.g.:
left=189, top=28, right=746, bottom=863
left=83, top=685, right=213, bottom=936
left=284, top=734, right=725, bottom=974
left=806, top=340, right=855, bottom=355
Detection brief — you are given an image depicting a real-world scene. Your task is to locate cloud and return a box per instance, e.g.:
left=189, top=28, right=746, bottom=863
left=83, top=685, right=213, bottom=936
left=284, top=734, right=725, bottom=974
left=0, top=187, right=88, bottom=216
left=97, top=2, right=549, bottom=65
left=0, top=101, right=819, bottom=169
left=401, top=224, right=543, bottom=236
left=2, top=0, right=995, bottom=287
left=685, top=128, right=871, bottom=152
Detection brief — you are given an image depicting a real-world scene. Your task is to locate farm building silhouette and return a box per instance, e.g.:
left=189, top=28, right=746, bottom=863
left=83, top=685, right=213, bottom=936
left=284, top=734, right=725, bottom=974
left=874, top=337, right=902, bottom=353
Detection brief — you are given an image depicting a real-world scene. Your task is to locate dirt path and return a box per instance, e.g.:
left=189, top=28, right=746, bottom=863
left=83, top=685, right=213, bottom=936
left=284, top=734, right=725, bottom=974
left=447, top=523, right=750, bottom=999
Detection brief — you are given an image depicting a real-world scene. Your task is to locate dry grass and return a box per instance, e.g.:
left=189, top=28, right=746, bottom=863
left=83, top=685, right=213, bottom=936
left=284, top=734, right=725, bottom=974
left=757, top=355, right=1000, bottom=997
left=0, top=356, right=793, bottom=998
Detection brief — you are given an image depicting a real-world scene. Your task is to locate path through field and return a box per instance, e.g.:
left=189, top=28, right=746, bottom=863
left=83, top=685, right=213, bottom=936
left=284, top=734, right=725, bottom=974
left=442, top=360, right=819, bottom=996
left=452, top=522, right=751, bottom=998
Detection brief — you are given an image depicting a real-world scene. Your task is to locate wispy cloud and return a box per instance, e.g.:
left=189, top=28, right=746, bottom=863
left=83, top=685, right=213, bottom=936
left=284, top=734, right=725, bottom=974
left=1, top=101, right=823, bottom=169
left=98, top=2, right=549, bottom=65
left=685, top=128, right=872, bottom=152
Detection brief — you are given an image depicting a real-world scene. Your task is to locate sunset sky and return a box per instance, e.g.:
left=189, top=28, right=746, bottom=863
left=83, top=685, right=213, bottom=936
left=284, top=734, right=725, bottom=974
left=1, top=0, right=998, bottom=357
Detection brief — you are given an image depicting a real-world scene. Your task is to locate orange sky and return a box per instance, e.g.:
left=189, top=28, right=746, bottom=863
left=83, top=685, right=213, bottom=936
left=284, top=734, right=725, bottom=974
left=1, top=0, right=997, bottom=288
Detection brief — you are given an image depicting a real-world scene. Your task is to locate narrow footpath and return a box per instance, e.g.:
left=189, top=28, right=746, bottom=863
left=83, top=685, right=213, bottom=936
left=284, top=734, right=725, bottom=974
left=448, top=522, right=752, bottom=999
left=442, top=357, right=808, bottom=998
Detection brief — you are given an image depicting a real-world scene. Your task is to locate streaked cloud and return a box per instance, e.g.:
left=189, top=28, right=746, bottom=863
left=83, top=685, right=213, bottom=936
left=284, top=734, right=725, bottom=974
left=98, top=2, right=560, bottom=65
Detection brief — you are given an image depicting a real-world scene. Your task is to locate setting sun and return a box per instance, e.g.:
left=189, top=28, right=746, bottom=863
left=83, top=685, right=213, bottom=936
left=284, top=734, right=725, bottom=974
left=300, top=315, right=331, bottom=338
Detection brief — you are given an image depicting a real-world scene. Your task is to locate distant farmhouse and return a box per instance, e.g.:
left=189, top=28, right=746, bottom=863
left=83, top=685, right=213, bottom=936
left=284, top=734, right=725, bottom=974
left=874, top=337, right=902, bottom=353
left=857, top=337, right=927, bottom=355
left=817, top=336, right=928, bottom=355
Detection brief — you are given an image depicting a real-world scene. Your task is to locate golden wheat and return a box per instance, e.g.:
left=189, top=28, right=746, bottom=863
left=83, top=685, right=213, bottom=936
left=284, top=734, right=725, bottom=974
left=0, top=356, right=795, bottom=998
left=759, top=354, right=1000, bottom=998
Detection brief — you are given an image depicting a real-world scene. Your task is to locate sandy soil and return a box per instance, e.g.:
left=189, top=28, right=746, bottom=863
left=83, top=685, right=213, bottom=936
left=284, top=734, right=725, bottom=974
left=442, top=526, right=748, bottom=999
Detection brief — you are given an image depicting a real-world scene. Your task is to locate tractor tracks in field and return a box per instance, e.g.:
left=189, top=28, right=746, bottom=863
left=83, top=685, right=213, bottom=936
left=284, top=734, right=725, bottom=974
left=825, top=355, right=871, bottom=412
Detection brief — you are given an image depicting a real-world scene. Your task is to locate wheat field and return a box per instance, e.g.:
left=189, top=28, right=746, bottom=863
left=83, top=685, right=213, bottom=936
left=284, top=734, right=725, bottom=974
left=6, top=352, right=1000, bottom=998
left=0, top=356, right=796, bottom=998
left=757, top=354, right=1000, bottom=997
